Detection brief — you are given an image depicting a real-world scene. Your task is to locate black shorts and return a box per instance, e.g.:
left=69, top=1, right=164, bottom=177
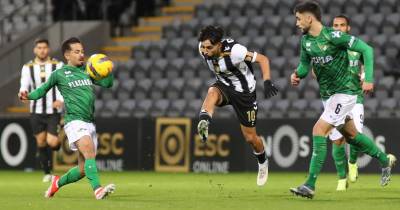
left=211, top=82, right=258, bottom=127
left=30, top=113, right=61, bottom=135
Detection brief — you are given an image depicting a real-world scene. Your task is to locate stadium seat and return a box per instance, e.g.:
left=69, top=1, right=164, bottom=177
left=195, top=5, right=209, bottom=19
left=364, top=98, right=378, bottom=117
left=260, top=0, right=278, bottom=17
left=180, top=24, right=195, bottom=39
left=210, top=4, right=225, bottom=19
left=167, top=99, right=187, bottom=117
left=116, top=89, right=131, bottom=101
left=183, top=99, right=202, bottom=118
left=227, top=3, right=242, bottom=17
left=100, top=100, right=120, bottom=118
left=365, top=14, right=384, bottom=36
left=133, top=99, right=152, bottom=118
left=147, top=45, right=163, bottom=60
left=117, top=99, right=136, bottom=118
left=343, top=1, right=360, bottom=15
left=150, top=99, right=170, bottom=117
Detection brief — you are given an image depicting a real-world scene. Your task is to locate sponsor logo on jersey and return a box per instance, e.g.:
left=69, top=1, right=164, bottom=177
left=68, top=79, right=93, bottom=88
left=311, top=55, right=333, bottom=64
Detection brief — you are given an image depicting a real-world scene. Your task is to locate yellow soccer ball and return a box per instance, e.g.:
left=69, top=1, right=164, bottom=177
left=86, top=54, right=113, bottom=80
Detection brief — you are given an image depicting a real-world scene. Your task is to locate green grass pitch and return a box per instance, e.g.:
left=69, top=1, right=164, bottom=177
left=0, top=171, right=399, bottom=210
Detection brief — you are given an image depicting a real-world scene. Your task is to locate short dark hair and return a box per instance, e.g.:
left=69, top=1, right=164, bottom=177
left=34, top=38, right=49, bottom=46
left=333, top=14, right=350, bottom=25
left=61, top=37, right=81, bottom=55
left=198, top=25, right=224, bottom=45
left=294, top=1, right=322, bottom=22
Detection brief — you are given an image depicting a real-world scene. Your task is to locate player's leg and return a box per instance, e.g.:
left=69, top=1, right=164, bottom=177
left=240, top=125, right=268, bottom=186
left=330, top=131, right=348, bottom=191
left=339, top=119, right=396, bottom=186
left=291, top=94, right=355, bottom=198
left=31, top=114, right=52, bottom=182
left=75, top=123, right=114, bottom=199
left=46, top=114, right=61, bottom=150
left=198, top=84, right=226, bottom=142
left=347, top=104, right=364, bottom=182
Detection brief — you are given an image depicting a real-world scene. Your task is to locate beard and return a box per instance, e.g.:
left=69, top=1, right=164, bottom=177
left=301, top=26, right=310, bottom=35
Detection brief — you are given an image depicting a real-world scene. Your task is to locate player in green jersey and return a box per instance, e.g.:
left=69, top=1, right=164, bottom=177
left=19, top=37, right=116, bottom=200
left=288, top=1, right=396, bottom=199
left=328, top=15, right=364, bottom=191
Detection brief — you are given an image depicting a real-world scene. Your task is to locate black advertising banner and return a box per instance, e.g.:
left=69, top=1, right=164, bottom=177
left=1, top=117, right=399, bottom=173
left=0, top=119, right=36, bottom=169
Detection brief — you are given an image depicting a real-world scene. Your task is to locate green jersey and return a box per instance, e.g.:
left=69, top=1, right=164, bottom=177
left=28, top=65, right=113, bottom=124
left=348, top=50, right=364, bottom=104
left=297, top=27, right=374, bottom=100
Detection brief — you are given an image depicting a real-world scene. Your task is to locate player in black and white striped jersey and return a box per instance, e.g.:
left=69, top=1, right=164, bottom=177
left=197, top=25, right=278, bottom=186
left=19, top=38, right=64, bottom=182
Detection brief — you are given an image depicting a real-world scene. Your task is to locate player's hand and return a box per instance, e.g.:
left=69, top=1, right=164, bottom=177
left=18, top=91, right=28, bottom=101
left=264, top=80, right=278, bottom=98
left=362, top=82, right=374, bottom=94
left=290, top=72, right=301, bottom=86
left=53, top=100, right=64, bottom=109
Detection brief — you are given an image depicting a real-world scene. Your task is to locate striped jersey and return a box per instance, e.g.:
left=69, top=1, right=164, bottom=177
left=199, top=38, right=257, bottom=93
left=19, top=58, right=64, bottom=114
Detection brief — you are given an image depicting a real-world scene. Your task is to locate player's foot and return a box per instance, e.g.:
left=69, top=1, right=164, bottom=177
left=290, top=184, right=315, bottom=199
left=336, top=178, right=348, bottom=191
left=44, top=175, right=60, bottom=198
left=95, top=184, right=116, bottom=200
left=257, top=159, right=269, bottom=186
left=42, top=174, right=52, bottom=183
left=197, top=119, right=209, bottom=143
left=381, top=154, right=396, bottom=186
left=348, top=161, right=358, bottom=183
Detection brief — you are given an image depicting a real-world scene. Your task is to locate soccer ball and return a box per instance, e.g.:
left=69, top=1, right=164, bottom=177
left=86, top=54, right=113, bottom=80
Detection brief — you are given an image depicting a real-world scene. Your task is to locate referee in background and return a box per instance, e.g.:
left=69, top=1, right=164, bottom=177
left=18, top=38, right=64, bottom=182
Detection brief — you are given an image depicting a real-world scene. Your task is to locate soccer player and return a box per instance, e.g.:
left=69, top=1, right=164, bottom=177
left=329, top=15, right=364, bottom=190
left=19, top=38, right=64, bottom=182
left=289, top=1, right=396, bottom=199
left=197, top=25, right=278, bottom=186
left=19, top=37, right=115, bottom=200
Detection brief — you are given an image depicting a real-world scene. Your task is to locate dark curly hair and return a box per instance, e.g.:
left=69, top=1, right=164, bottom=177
left=198, top=25, right=224, bottom=45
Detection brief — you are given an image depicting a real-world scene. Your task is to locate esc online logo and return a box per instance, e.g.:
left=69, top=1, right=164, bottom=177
left=0, top=123, right=28, bottom=167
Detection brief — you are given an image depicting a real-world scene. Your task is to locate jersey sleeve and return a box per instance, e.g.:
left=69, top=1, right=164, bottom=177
left=329, top=31, right=374, bottom=82
left=230, top=43, right=247, bottom=64
left=296, top=38, right=311, bottom=78
left=93, top=73, right=114, bottom=88
left=28, top=70, right=57, bottom=100
left=19, top=65, right=30, bottom=92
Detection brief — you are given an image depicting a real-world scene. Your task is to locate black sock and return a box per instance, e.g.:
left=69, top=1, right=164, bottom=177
left=38, top=146, right=51, bottom=174
left=199, top=111, right=212, bottom=123
left=255, top=150, right=266, bottom=164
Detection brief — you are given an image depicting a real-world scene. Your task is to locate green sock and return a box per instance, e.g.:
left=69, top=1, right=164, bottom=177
left=332, top=143, right=347, bottom=179
left=58, top=166, right=84, bottom=188
left=305, top=136, right=327, bottom=189
left=348, top=133, right=389, bottom=167
left=349, top=144, right=359, bottom=164
left=85, top=158, right=101, bottom=190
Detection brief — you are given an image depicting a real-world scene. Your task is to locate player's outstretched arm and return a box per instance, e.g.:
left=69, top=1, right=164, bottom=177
left=93, top=73, right=114, bottom=88
left=349, top=40, right=374, bottom=93
left=27, top=72, right=57, bottom=100
left=246, top=52, right=278, bottom=98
